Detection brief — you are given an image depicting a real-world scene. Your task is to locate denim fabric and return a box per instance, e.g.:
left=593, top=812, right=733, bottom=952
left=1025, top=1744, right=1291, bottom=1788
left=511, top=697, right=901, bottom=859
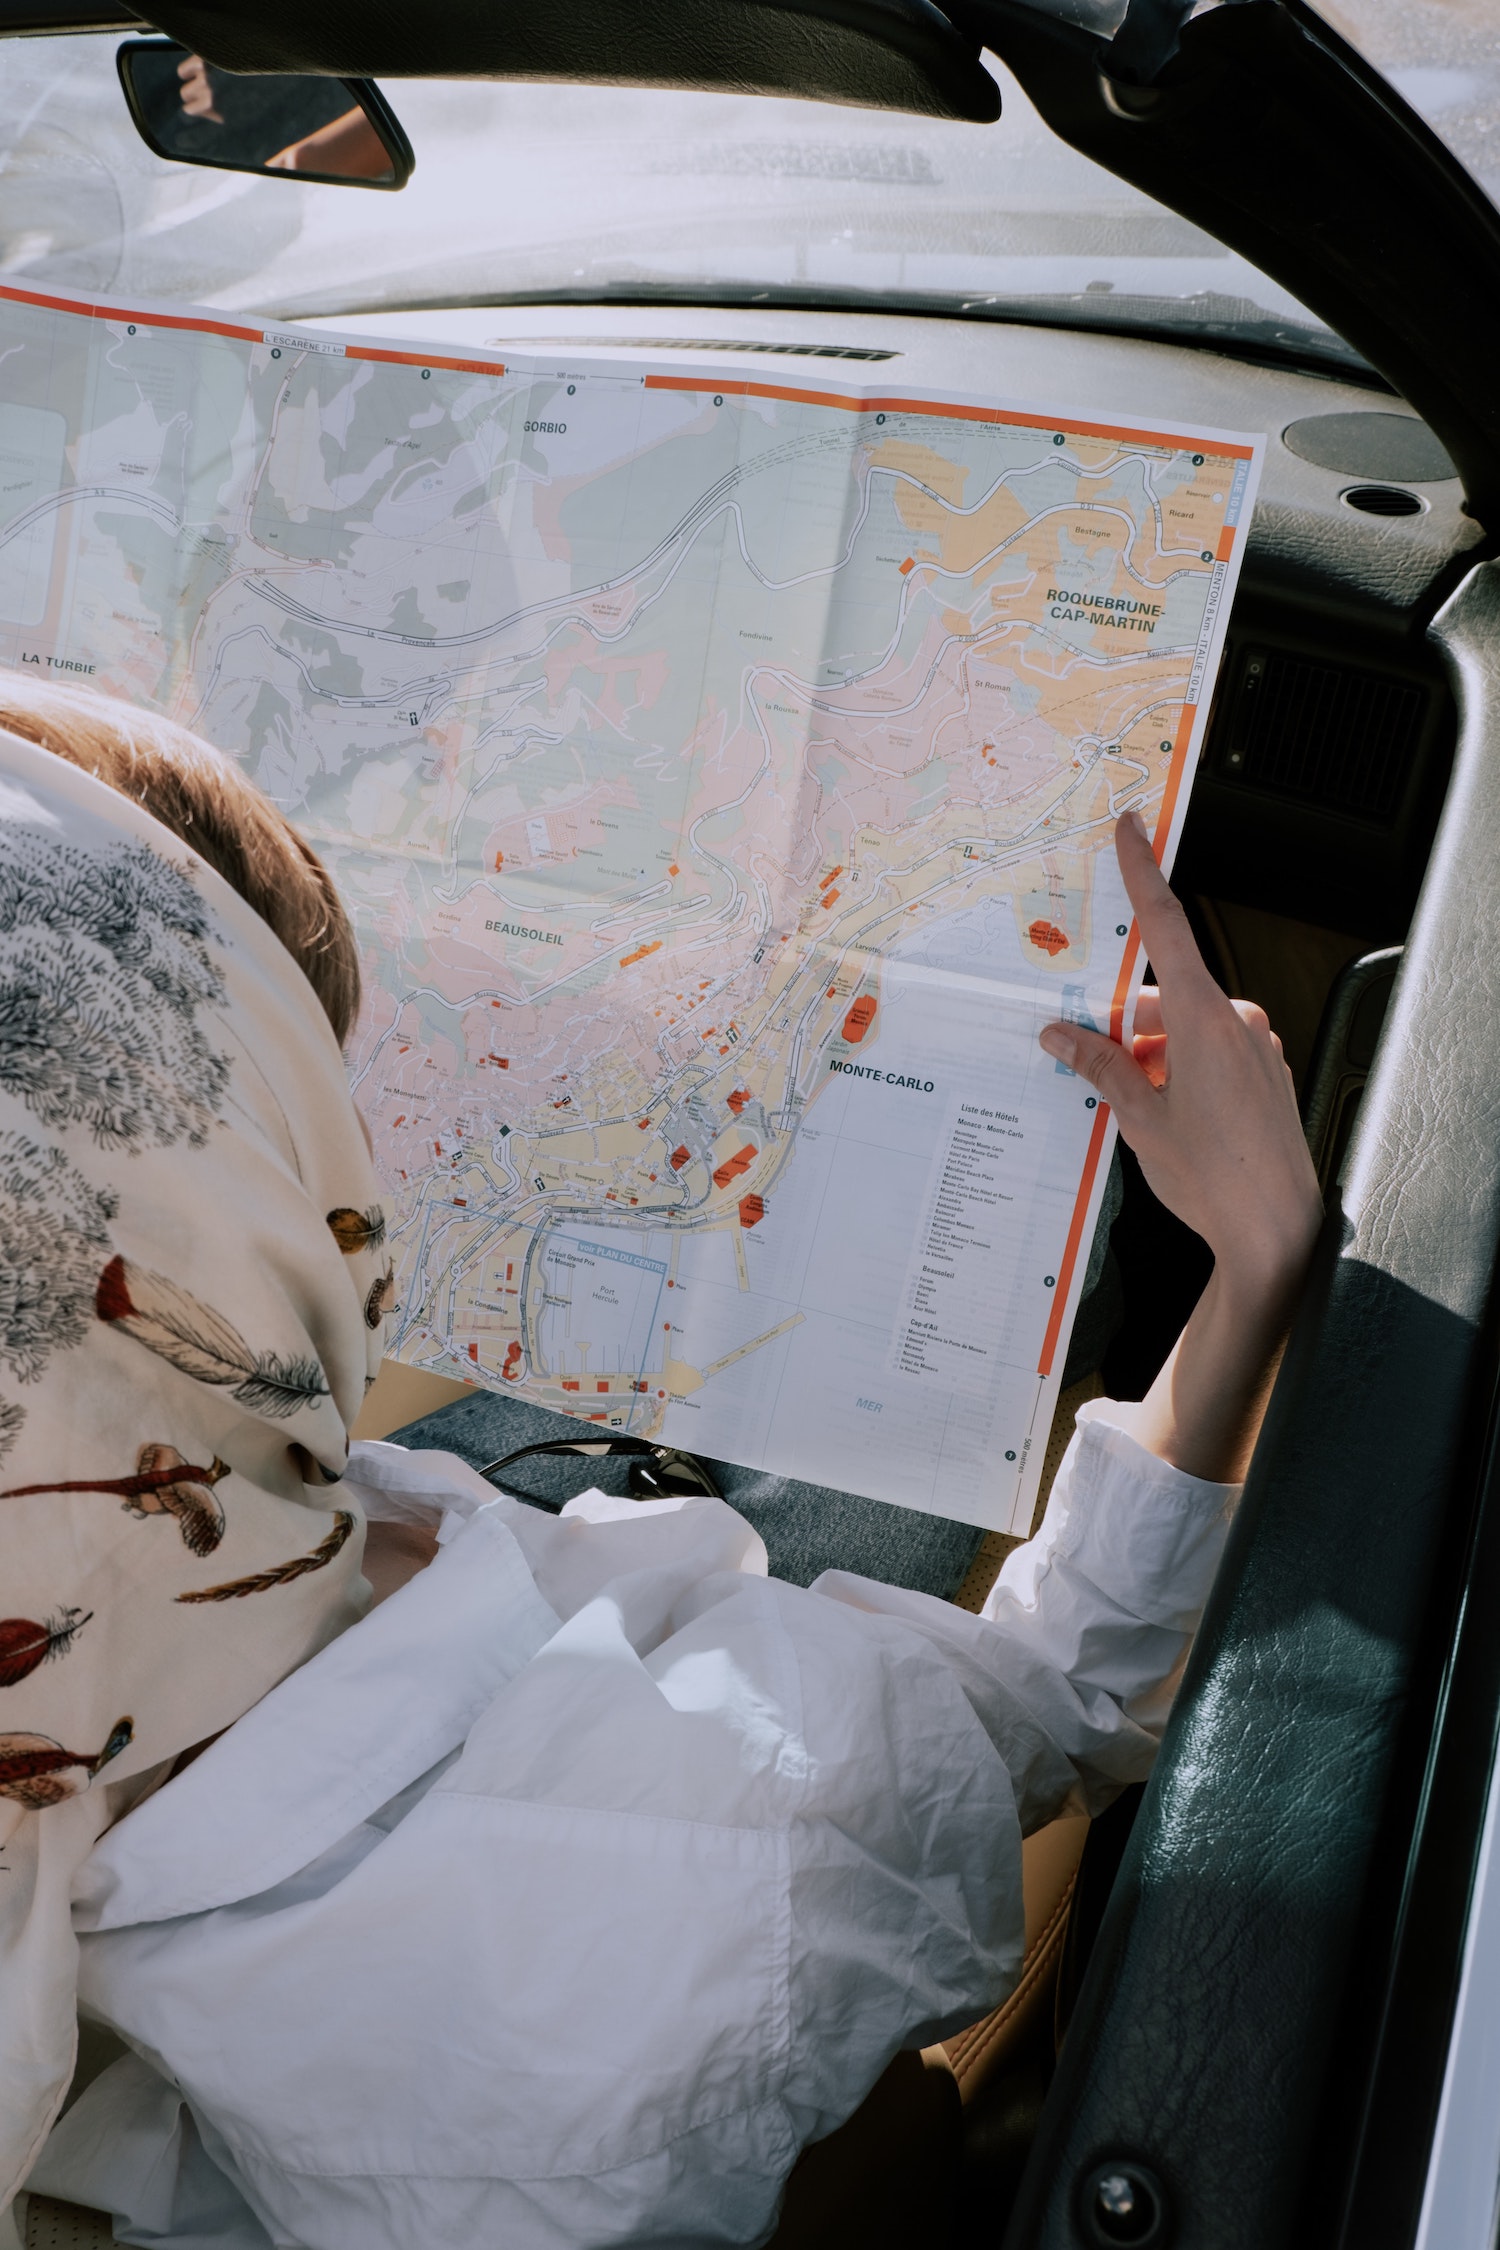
left=385, top=1385, right=975, bottom=1596
left=389, top=1153, right=1125, bottom=1601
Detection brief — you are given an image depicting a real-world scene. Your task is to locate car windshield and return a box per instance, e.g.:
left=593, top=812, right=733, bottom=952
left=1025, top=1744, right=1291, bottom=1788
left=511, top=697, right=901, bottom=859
left=1321, top=0, right=1499, bottom=202
left=0, top=10, right=1491, bottom=375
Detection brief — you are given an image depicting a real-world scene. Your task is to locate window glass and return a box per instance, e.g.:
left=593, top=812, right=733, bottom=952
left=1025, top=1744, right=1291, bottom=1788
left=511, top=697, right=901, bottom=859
left=1318, top=0, right=1499, bottom=214
left=0, top=27, right=1416, bottom=373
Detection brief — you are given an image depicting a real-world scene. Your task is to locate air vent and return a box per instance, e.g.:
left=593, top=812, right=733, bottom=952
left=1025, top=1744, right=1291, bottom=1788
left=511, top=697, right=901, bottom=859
left=496, top=335, right=900, bottom=361
left=1341, top=483, right=1426, bottom=517
left=1220, top=650, right=1425, bottom=822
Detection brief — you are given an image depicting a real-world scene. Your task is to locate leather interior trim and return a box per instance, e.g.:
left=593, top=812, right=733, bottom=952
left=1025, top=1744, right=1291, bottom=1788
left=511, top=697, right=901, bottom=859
left=943, top=1869, right=1077, bottom=2099
left=943, top=1814, right=1088, bottom=2096
left=1301, top=947, right=1402, bottom=1194
left=22, top=2194, right=114, bottom=2247
left=0, top=0, right=137, bottom=24
left=135, top=0, right=1001, bottom=121
left=1004, top=555, right=1500, bottom=2250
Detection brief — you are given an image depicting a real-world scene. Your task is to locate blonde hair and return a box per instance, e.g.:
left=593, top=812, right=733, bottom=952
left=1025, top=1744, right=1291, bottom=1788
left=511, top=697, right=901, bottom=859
left=0, top=677, right=360, bottom=1045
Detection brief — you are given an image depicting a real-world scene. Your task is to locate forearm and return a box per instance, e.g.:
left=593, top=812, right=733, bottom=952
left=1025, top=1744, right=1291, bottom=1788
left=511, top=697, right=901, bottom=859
left=1108, top=1252, right=1309, bottom=1484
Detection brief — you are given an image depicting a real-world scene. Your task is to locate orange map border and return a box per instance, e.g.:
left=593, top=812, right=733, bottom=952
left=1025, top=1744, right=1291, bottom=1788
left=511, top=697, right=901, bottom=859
left=0, top=282, right=506, bottom=379
left=1036, top=694, right=1206, bottom=1378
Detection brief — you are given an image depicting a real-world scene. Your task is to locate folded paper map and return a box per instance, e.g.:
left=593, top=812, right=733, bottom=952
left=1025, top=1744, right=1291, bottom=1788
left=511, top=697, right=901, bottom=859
left=0, top=282, right=1262, bottom=1530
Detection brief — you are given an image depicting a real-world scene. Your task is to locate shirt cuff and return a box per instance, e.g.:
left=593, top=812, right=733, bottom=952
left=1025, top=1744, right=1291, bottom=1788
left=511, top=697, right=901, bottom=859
left=1000, top=1400, right=1241, bottom=1635
left=1073, top=1396, right=1243, bottom=1498
left=343, top=1438, right=502, bottom=1541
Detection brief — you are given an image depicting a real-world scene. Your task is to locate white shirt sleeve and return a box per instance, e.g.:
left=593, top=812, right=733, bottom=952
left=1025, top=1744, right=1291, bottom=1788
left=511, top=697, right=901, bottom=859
left=47, top=1405, right=1242, bottom=2250
left=807, top=1401, right=1240, bottom=1833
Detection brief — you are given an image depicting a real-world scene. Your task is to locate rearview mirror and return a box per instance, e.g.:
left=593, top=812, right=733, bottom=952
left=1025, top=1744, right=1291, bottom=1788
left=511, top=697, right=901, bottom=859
left=116, top=39, right=414, bottom=189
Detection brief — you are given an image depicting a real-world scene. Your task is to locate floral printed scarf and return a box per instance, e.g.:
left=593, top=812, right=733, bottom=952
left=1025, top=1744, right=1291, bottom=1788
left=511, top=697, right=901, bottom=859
left=0, top=730, right=385, bottom=2209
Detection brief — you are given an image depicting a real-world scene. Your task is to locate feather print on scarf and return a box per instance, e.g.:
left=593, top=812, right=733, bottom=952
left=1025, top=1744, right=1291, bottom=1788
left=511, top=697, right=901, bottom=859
left=0, top=729, right=388, bottom=2214
left=94, top=1258, right=332, bottom=1420
left=0, top=1609, right=92, bottom=1688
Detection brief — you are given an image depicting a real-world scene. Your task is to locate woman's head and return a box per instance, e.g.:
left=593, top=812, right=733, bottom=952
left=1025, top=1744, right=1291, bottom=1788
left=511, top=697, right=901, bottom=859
left=0, top=676, right=360, bottom=1045
left=0, top=709, right=386, bottom=2203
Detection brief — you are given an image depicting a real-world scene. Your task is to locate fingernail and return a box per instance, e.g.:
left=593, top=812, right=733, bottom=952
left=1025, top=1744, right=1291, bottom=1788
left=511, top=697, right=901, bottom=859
left=1039, top=1025, right=1077, bottom=1067
left=1125, top=809, right=1149, bottom=840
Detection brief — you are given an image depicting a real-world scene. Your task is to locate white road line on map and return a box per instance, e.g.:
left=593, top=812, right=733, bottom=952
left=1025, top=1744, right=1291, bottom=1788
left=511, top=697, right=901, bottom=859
left=702, top=1313, right=804, bottom=1380
left=0, top=484, right=179, bottom=551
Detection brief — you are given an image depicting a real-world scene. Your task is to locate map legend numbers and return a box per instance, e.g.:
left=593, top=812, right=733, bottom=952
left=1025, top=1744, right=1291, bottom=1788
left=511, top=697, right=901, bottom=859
left=895, top=1102, right=1049, bottom=1393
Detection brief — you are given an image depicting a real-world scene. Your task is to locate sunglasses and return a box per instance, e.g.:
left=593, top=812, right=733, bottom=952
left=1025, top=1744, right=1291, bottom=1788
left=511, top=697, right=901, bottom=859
left=478, top=1434, right=721, bottom=1510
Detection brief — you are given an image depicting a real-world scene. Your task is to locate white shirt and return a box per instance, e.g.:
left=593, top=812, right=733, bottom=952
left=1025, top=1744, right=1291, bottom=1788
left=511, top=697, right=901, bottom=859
left=30, top=1406, right=1236, bottom=2250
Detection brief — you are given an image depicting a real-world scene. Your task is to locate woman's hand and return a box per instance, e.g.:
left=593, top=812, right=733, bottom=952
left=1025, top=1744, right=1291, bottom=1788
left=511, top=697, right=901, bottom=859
left=176, top=52, right=224, bottom=124
left=1040, top=812, right=1322, bottom=1292
left=1038, top=812, right=1324, bottom=1482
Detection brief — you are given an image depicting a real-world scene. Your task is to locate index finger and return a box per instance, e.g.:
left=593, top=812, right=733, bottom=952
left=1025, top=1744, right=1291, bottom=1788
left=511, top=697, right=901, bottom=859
left=1131, top=987, right=1162, bottom=1038
left=1115, top=812, right=1212, bottom=999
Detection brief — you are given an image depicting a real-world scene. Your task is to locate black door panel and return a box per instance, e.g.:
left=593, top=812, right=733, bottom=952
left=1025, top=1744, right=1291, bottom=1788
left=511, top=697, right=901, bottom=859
left=1005, top=557, right=1500, bottom=2250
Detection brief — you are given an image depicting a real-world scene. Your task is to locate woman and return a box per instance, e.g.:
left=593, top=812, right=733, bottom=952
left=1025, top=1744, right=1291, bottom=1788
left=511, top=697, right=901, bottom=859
left=0, top=681, right=387, bottom=2245
left=1, top=683, right=1321, bottom=2248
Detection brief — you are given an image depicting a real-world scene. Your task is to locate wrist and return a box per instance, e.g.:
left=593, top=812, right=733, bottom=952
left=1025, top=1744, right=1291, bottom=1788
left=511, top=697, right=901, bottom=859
left=1202, top=1251, right=1312, bottom=1367
left=1211, top=1211, right=1322, bottom=1318
left=1130, top=1264, right=1302, bottom=1485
